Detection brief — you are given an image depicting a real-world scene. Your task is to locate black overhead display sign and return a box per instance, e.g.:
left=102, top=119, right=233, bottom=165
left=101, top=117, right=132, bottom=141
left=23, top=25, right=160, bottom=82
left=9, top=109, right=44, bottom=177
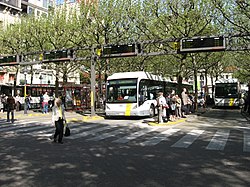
left=101, top=44, right=141, bottom=58
left=0, top=55, right=19, bottom=66
left=44, top=50, right=68, bottom=60
left=180, top=36, right=226, bottom=53
left=43, top=50, right=71, bottom=62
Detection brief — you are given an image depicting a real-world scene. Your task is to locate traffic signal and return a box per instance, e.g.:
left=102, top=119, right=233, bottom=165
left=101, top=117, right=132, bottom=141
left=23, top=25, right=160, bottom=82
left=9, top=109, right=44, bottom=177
left=173, top=42, right=180, bottom=50
left=179, top=36, right=226, bottom=53
left=39, top=53, right=43, bottom=61
left=96, top=48, right=102, bottom=57
left=0, top=55, right=19, bottom=66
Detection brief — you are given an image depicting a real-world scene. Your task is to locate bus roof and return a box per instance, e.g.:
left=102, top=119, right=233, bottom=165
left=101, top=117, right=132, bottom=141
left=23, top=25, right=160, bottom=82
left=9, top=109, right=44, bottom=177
left=107, top=71, right=172, bottom=82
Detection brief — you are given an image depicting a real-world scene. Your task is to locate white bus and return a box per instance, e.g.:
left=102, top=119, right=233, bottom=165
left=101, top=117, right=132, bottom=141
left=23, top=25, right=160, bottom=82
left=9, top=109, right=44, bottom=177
left=105, top=71, right=192, bottom=117
left=214, top=78, right=241, bottom=107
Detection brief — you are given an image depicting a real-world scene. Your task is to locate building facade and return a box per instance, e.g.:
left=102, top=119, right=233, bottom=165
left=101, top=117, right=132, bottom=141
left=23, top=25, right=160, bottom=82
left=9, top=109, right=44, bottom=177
left=0, top=0, right=83, bottom=96
left=0, top=0, right=49, bottom=28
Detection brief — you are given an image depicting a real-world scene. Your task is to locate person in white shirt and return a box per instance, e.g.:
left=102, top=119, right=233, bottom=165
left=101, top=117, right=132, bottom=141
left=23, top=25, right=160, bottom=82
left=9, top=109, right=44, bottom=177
left=43, top=92, right=50, bottom=114
left=157, top=92, right=168, bottom=121
left=15, top=95, right=21, bottom=111
left=51, top=98, right=66, bottom=144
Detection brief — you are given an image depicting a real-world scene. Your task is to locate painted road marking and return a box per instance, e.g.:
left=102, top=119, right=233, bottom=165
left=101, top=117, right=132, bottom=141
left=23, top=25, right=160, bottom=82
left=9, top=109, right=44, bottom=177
left=86, top=128, right=126, bottom=141
left=206, top=129, right=230, bottom=151
left=243, top=131, right=250, bottom=152
left=171, top=130, right=204, bottom=148
left=112, top=128, right=159, bottom=144
left=140, top=128, right=180, bottom=146
left=66, top=125, right=114, bottom=140
left=0, top=121, right=39, bottom=132
left=34, top=123, right=99, bottom=137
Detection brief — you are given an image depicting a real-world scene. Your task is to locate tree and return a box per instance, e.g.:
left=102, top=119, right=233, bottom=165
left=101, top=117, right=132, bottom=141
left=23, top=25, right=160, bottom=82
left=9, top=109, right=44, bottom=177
left=212, top=0, right=250, bottom=83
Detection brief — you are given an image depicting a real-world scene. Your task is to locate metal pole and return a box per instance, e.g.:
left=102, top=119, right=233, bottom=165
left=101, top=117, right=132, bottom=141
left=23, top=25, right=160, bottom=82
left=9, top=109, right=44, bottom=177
left=24, top=72, right=27, bottom=114
left=90, top=48, right=96, bottom=116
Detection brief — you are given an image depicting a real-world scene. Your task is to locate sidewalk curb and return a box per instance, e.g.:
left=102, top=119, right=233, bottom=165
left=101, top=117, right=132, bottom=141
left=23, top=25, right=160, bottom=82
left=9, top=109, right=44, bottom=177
left=0, top=111, right=105, bottom=122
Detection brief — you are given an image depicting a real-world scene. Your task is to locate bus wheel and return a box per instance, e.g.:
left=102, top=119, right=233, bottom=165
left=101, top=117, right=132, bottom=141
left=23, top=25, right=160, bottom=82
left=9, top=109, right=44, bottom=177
left=149, top=105, right=155, bottom=117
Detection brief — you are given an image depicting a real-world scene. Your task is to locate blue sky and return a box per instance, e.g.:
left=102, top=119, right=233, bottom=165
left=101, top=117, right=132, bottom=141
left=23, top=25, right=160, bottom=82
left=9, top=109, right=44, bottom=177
left=56, top=0, right=76, bottom=5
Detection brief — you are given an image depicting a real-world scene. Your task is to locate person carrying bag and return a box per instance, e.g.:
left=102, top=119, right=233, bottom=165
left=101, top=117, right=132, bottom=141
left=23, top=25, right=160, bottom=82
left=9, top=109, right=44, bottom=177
left=51, top=98, right=67, bottom=144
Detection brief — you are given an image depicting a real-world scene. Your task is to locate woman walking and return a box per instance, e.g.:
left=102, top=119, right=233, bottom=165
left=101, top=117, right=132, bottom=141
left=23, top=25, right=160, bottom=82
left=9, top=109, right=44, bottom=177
left=52, top=98, right=66, bottom=144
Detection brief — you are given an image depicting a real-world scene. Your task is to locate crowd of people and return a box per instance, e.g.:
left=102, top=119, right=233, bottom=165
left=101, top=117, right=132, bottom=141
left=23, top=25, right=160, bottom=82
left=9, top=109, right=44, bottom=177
left=156, top=88, right=195, bottom=122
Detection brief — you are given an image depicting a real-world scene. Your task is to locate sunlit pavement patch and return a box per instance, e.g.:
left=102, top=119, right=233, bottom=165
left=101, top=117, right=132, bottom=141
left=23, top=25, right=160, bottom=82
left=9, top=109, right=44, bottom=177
left=67, top=118, right=80, bottom=122
left=148, top=118, right=186, bottom=126
left=82, top=116, right=104, bottom=121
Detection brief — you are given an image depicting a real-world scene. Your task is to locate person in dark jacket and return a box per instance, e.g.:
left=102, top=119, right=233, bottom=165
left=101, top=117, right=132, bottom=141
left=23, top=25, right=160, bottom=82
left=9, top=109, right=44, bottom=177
left=6, top=94, right=15, bottom=123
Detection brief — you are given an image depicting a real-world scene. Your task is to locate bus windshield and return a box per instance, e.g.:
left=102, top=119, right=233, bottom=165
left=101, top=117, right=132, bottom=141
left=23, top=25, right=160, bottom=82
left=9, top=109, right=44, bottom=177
left=107, top=79, right=137, bottom=103
left=215, top=83, right=238, bottom=98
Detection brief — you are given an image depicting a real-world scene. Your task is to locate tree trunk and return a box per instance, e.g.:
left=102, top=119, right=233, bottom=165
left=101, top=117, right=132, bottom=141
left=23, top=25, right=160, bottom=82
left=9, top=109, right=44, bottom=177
left=97, top=70, right=102, bottom=108
left=63, top=70, right=67, bottom=83
left=30, top=66, right=33, bottom=85
left=177, top=74, right=183, bottom=95
left=55, top=66, right=59, bottom=98
left=194, top=68, right=198, bottom=111
left=211, top=75, right=214, bottom=99
left=14, top=68, right=19, bottom=96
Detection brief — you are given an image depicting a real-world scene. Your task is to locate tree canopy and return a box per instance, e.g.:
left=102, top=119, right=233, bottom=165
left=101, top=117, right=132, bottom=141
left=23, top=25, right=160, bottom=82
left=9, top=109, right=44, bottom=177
left=0, top=0, right=249, bottom=86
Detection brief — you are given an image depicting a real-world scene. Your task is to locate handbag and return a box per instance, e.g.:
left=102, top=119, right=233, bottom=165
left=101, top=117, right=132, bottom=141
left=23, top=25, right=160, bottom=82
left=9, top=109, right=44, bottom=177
left=64, top=126, right=70, bottom=136
left=64, top=121, right=70, bottom=137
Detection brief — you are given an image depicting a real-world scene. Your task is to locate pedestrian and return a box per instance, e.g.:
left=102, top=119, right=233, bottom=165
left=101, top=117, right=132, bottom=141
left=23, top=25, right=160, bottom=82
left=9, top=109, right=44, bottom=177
left=169, top=92, right=177, bottom=121
left=2, top=94, right=7, bottom=112
left=181, top=88, right=188, bottom=117
left=0, top=94, right=4, bottom=113
left=175, top=95, right=182, bottom=119
left=42, top=92, right=50, bottom=114
left=157, top=92, right=168, bottom=123
left=15, top=94, right=21, bottom=111
left=165, top=93, right=171, bottom=122
left=6, top=94, right=15, bottom=123
left=61, top=94, right=66, bottom=108
left=25, top=95, right=31, bottom=110
left=51, top=98, right=66, bottom=144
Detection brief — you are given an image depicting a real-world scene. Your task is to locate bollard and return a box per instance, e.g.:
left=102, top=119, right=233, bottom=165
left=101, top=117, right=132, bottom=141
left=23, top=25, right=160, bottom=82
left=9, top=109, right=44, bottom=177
left=158, top=105, right=163, bottom=124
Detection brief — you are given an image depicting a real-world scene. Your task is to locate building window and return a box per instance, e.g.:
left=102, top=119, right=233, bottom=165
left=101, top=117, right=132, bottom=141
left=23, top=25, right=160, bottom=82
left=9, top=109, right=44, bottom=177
left=0, top=73, right=4, bottom=83
left=43, top=0, right=48, bottom=8
left=9, top=74, right=15, bottom=82
left=28, top=7, right=34, bottom=14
